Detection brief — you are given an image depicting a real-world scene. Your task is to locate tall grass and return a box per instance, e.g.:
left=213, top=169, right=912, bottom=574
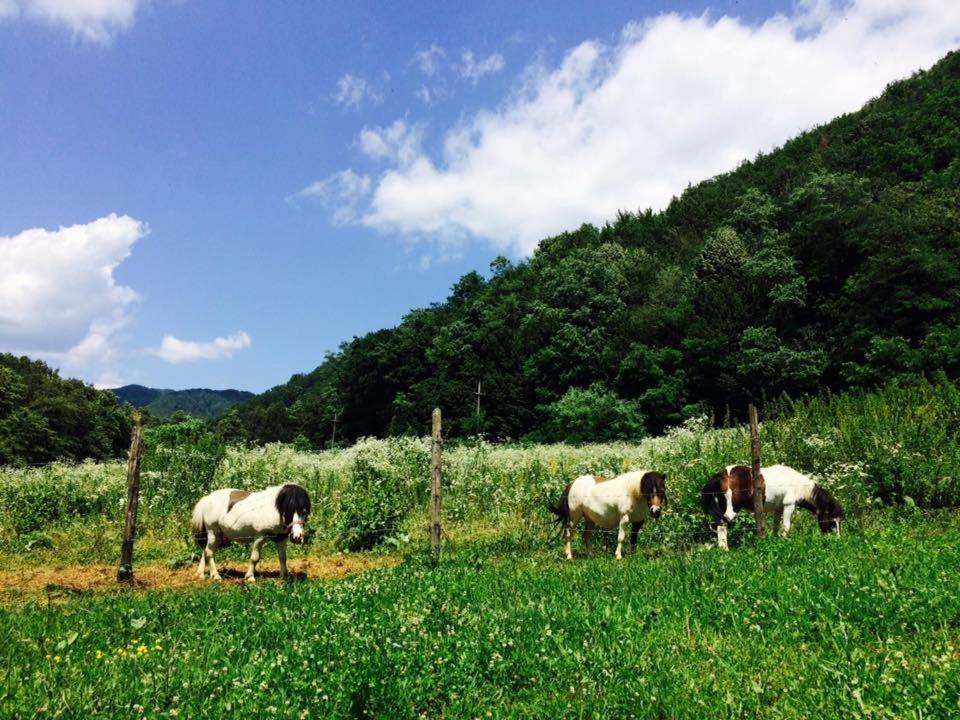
left=2, top=378, right=959, bottom=561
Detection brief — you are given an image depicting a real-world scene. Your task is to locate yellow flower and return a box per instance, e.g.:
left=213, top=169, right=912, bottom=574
left=53, top=656, right=61, bottom=663
left=95, top=650, right=104, bottom=660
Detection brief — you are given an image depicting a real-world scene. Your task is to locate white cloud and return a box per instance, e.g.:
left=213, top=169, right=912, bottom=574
left=458, top=50, right=505, bottom=84
left=287, top=169, right=372, bottom=225
left=358, top=120, right=424, bottom=167
left=319, top=0, right=960, bottom=255
left=414, top=85, right=433, bottom=105
left=1, top=0, right=147, bottom=44
left=333, top=73, right=383, bottom=110
left=0, top=213, right=147, bottom=385
left=414, top=44, right=446, bottom=77
left=149, top=331, right=251, bottom=364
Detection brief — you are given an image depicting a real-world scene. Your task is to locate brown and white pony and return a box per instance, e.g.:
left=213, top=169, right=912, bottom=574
left=548, top=470, right=667, bottom=560
left=191, top=483, right=311, bottom=582
left=701, top=464, right=843, bottom=549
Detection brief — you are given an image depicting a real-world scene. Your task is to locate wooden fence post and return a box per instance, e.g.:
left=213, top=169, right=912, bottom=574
left=430, top=408, right=442, bottom=558
left=118, top=413, right=143, bottom=583
left=749, top=403, right=765, bottom=536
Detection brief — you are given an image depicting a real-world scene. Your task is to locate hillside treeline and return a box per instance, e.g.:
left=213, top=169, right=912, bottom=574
left=227, top=51, right=960, bottom=446
left=0, top=354, right=132, bottom=465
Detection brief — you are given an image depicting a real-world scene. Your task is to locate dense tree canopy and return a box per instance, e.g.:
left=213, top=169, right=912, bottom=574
left=228, top=50, right=960, bottom=446
left=0, top=354, right=132, bottom=465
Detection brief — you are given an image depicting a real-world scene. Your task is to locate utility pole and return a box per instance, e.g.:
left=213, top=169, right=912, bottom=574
left=474, top=380, right=484, bottom=417
left=331, top=412, right=339, bottom=448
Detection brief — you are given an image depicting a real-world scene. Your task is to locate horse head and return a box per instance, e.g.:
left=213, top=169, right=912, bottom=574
left=813, top=485, right=843, bottom=534
left=640, top=471, right=667, bottom=519
left=276, top=484, right=311, bottom=544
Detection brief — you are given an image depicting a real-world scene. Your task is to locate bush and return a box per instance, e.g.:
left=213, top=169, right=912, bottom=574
left=534, top=384, right=645, bottom=443
left=335, top=453, right=409, bottom=551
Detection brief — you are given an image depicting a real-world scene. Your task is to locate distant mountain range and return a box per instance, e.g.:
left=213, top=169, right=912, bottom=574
left=111, top=384, right=254, bottom=421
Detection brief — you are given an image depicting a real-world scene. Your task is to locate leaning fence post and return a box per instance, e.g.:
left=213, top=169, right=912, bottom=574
left=430, top=408, right=442, bottom=558
left=749, top=403, right=765, bottom=536
left=118, top=413, right=143, bottom=583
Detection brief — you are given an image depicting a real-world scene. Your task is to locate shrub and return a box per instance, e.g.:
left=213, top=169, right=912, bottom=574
left=535, top=384, right=645, bottom=443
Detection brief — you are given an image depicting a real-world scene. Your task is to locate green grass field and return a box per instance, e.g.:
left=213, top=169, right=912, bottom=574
left=1, top=514, right=958, bottom=719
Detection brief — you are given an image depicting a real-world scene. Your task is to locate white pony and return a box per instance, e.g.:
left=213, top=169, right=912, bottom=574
left=548, top=470, right=667, bottom=560
left=701, top=464, right=843, bottom=549
left=190, top=483, right=311, bottom=582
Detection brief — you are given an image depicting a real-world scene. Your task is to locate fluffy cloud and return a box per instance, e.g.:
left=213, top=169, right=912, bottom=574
left=0, top=0, right=146, bottom=43
left=333, top=73, right=383, bottom=110
left=149, top=331, right=251, bottom=364
left=0, top=213, right=146, bottom=386
left=0, top=213, right=145, bottom=352
left=320, top=0, right=960, bottom=255
left=458, top=50, right=505, bottom=84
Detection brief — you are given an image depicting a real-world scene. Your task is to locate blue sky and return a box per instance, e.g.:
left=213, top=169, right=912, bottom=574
left=1, top=0, right=957, bottom=392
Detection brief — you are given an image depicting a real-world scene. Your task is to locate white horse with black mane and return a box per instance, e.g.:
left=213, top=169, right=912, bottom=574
left=191, top=483, right=311, bottom=582
left=548, top=470, right=667, bottom=560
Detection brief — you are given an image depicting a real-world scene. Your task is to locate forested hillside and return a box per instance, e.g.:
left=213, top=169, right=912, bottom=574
left=227, top=51, right=960, bottom=446
left=0, top=354, right=131, bottom=465
left=111, top=385, right=253, bottom=421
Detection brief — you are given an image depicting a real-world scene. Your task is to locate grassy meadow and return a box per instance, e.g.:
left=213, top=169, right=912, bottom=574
left=2, top=379, right=960, bottom=717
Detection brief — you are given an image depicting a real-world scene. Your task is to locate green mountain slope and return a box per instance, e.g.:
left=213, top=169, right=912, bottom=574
left=230, top=50, right=960, bottom=446
left=112, top=385, right=253, bottom=421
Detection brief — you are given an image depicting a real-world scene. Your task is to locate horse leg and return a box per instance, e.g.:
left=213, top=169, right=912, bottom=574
left=277, top=539, right=288, bottom=580
left=630, top=521, right=643, bottom=551
left=615, top=514, right=629, bottom=560
left=196, top=541, right=207, bottom=577
left=716, top=522, right=729, bottom=550
left=204, top=534, right=222, bottom=581
left=582, top=519, right=595, bottom=553
left=245, top=537, right=266, bottom=583
left=781, top=504, right=795, bottom=538
left=564, top=509, right=581, bottom=561
left=772, top=508, right=783, bottom=536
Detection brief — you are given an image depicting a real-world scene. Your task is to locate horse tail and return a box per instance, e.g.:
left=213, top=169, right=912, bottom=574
left=547, top=482, right=572, bottom=531
left=191, top=500, right=208, bottom=548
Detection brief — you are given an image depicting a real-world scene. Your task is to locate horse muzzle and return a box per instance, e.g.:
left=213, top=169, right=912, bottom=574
left=649, top=505, right=662, bottom=519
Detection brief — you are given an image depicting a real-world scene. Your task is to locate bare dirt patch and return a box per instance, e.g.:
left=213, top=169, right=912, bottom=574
left=0, top=554, right=399, bottom=604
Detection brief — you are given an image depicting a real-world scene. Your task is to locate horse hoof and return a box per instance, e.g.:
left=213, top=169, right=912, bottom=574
left=211, top=573, right=223, bottom=582
left=244, top=575, right=256, bottom=584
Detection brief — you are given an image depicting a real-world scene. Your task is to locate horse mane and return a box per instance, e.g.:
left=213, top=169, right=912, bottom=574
left=275, top=484, right=311, bottom=526
left=700, top=471, right=727, bottom=520
left=639, top=471, right=666, bottom=502
left=812, top=484, right=844, bottom=519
